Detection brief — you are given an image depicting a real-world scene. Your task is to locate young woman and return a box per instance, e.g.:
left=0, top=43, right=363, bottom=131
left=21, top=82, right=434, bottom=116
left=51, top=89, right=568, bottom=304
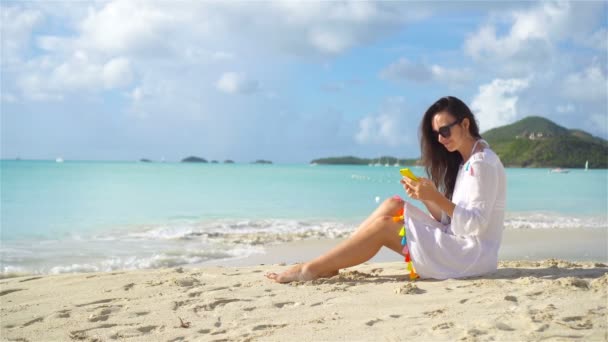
left=265, top=96, right=506, bottom=282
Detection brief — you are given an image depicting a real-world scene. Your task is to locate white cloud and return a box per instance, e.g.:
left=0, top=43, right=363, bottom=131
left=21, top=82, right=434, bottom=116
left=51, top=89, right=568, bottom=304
left=562, top=62, right=607, bottom=103
left=471, top=78, right=530, bottom=131
left=131, top=87, right=143, bottom=102
left=3, top=1, right=422, bottom=106
left=1, top=6, right=43, bottom=66
left=216, top=72, right=260, bottom=95
left=103, top=57, right=133, bottom=89
left=380, top=58, right=472, bottom=86
left=67, top=1, right=415, bottom=60
left=355, top=97, right=412, bottom=147
left=16, top=52, right=133, bottom=99
left=78, top=1, right=176, bottom=55
left=464, top=1, right=606, bottom=75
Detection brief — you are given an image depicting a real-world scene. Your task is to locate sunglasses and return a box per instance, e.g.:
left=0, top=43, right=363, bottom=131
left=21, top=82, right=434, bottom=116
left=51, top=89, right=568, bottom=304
left=433, top=118, right=462, bottom=139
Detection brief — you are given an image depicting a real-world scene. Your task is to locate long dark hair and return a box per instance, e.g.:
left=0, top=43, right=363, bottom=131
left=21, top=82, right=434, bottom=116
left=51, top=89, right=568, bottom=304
left=420, top=96, right=481, bottom=200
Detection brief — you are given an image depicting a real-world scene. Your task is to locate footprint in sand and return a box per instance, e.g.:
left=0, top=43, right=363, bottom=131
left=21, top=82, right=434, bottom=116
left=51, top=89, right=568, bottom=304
left=123, top=283, right=135, bottom=291
left=558, top=316, right=594, bottom=330
left=19, top=277, right=43, bottom=283
left=495, top=322, right=515, bottom=331
left=504, top=295, right=517, bottom=303
left=210, top=329, right=227, bottom=335
left=432, top=322, right=454, bottom=330
left=111, top=325, right=158, bottom=339
left=556, top=277, right=589, bottom=289
left=128, top=311, right=150, bottom=318
left=173, top=300, right=195, bottom=311
left=273, top=301, right=300, bottom=309
left=174, top=277, right=201, bottom=287
left=252, top=324, right=288, bottom=331
left=423, top=309, right=445, bottom=318
left=194, top=298, right=242, bottom=312
left=168, top=337, right=186, bottom=342
left=365, top=318, right=382, bottom=326
left=0, top=289, right=25, bottom=297
left=70, top=323, right=118, bottom=340
left=54, top=309, right=71, bottom=319
left=88, top=305, right=122, bottom=322
left=188, top=291, right=203, bottom=298
left=76, top=298, right=118, bottom=307
left=465, top=328, right=487, bottom=337
left=207, top=286, right=230, bottom=292
left=22, top=317, right=44, bottom=327
left=394, top=283, right=425, bottom=295
left=528, top=307, right=555, bottom=323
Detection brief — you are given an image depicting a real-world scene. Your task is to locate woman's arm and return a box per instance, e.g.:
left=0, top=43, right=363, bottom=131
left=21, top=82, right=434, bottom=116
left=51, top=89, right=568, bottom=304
left=402, top=178, right=455, bottom=219
left=421, top=199, right=443, bottom=222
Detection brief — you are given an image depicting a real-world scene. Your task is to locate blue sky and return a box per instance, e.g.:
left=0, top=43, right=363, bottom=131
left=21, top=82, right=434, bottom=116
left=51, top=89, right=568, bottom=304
left=1, top=1, right=606, bottom=163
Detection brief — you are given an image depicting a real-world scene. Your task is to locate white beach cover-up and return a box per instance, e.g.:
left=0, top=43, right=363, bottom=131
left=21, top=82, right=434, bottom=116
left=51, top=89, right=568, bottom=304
left=404, top=146, right=506, bottom=279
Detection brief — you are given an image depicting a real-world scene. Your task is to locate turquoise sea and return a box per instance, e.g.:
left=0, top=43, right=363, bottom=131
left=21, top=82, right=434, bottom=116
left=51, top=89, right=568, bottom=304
left=1, top=160, right=607, bottom=275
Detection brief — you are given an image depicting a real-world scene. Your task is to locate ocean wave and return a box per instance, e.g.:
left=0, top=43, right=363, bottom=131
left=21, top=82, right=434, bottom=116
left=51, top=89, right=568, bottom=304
left=101, top=219, right=356, bottom=243
left=2, top=213, right=605, bottom=276
left=505, top=213, right=607, bottom=230
left=3, top=245, right=264, bottom=275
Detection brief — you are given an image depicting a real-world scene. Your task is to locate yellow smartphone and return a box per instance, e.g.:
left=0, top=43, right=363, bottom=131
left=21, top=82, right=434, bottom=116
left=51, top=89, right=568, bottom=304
left=399, top=168, right=419, bottom=181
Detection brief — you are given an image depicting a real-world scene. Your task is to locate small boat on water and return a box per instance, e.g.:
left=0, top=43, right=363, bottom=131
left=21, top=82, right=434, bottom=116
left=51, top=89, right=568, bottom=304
left=550, top=167, right=569, bottom=174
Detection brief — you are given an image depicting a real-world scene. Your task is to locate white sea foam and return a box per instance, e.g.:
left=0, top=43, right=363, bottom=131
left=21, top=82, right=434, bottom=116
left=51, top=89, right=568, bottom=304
left=505, top=212, right=607, bottom=230
left=2, top=213, right=605, bottom=276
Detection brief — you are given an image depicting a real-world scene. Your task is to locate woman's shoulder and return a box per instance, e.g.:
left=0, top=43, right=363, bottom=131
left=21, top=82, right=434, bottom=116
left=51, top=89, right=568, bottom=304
left=470, top=147, right=502, bottom=168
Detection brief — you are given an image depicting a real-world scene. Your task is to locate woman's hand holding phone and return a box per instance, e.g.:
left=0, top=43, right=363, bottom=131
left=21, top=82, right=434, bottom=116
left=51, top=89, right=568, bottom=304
left=400, top=169, right=438, bottom=201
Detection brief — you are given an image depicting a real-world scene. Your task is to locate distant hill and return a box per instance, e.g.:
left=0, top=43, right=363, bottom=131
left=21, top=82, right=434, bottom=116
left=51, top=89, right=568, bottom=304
left=252, top=160, right=272, bottom=164
left=181, top=156, right=208, bottom=163
left=310, top=156, right=418, bottom=166
left=483, top=116, right=607, bottom=168
left=310, top=117, right=606, bottom=168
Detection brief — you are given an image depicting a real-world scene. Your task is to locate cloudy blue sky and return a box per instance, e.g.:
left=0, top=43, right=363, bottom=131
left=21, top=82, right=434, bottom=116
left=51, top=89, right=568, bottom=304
left=1, top=1, right=606, bottom=163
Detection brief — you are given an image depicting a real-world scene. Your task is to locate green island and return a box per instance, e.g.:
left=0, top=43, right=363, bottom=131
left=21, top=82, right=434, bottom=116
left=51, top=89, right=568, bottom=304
left=311, top=116, right=607, bottom=168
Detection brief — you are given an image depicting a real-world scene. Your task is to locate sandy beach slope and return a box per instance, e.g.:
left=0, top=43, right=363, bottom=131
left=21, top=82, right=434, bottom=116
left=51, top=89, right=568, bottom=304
left=1, top=259, right=606, bottom=341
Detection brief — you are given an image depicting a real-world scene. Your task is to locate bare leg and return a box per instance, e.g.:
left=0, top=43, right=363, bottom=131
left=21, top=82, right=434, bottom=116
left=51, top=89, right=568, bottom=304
left=265, top=197, right=406, bottom=283
left=352, top=196, right=404, bottom=238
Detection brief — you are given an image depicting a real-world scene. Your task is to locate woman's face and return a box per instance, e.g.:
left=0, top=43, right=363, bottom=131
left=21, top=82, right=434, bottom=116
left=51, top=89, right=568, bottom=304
left=431, top=111, right=468, bottom=152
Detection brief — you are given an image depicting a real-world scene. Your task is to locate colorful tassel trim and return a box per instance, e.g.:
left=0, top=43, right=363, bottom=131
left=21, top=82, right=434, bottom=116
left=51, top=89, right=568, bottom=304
left=394, top=212, right=419, bottom=280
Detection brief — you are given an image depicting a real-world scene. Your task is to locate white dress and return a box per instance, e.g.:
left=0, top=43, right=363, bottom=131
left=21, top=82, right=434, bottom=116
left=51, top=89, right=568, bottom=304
left=404, top=144, right=506, bottom=279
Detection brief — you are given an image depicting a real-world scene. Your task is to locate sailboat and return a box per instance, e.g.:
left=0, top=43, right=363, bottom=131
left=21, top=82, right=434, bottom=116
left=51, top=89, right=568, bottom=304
left=585, top=160, right=589, bottom=171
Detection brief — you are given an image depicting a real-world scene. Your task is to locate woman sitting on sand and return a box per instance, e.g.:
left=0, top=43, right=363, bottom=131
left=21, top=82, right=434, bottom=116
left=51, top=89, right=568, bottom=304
left=266, top=96, right=506, bottom=282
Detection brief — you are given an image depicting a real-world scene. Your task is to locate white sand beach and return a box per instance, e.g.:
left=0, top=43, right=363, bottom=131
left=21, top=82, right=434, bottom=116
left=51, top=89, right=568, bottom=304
left=1, top=257, right=606, bottom=341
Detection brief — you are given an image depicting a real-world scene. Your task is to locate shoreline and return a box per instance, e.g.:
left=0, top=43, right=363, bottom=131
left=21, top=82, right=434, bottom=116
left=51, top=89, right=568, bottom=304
left=201, top=227, right=608, bottom=268
left=1, top=228, right=606, bottom=279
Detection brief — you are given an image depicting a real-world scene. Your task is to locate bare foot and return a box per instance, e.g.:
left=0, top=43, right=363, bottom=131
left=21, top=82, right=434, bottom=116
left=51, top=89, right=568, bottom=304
left=265, top=264, right=339, bottom=283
